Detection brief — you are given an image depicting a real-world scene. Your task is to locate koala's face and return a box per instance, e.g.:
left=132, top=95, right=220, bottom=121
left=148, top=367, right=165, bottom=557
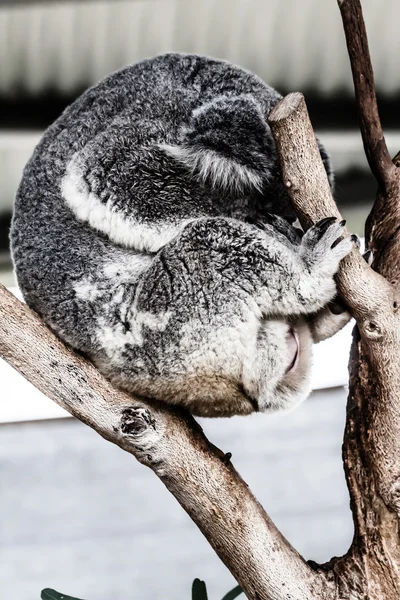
left=245, top=318, right=314, bottom=415
left=273, top=321, right=314, bottom=411
left=174, top=318, right=314, bottom=418
left=111, top=317, right=314, bottom=420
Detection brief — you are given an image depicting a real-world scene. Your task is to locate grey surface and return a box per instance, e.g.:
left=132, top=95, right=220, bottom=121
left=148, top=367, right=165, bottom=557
left=0, top=387, right=353, bottom=600
left=1, top=0, right=399, bottom=98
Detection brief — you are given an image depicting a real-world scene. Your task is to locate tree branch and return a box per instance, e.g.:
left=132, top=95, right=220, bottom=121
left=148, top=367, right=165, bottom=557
left=269, top=93, right=400, bottom=597
left=337, top=0, right=395, bottom=191
left=338, top=0, right=400, bottom=286
left=0, top=283, right=329, bottom=600
left=3, top=90, right=399, bottom=599
left=269, top=92, right=394, bottom=322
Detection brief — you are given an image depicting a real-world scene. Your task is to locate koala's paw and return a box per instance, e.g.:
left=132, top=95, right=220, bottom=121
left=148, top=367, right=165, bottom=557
left=300, top=217, right=353, bottom=275
left=347, top=238, right=373, bottom=265
left=264, top=213, right=304, bottom=244
left=350, top=233, right=361, bottom=250
left=309, top=301, right=352, bottom=342
left=248, top=213, right=303, bottom=245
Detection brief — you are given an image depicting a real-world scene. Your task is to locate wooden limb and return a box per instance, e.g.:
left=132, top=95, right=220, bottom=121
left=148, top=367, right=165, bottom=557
left=269, top=93, right=400, bottom=597
left=269, top=92, right=393, bottom=321
left=337, top=0, right=395, bottom=191
left=0, top=284, right=331, bottom=600
left=338, top=0, right=400, bottom=277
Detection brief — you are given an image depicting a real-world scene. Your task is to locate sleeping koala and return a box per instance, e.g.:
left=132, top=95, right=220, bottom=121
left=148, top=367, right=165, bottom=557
left=11, top=53, right=353, bottom=417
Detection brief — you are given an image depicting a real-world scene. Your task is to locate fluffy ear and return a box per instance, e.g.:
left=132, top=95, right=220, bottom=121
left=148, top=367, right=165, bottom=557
left=161, top=94, right=277, bottom=194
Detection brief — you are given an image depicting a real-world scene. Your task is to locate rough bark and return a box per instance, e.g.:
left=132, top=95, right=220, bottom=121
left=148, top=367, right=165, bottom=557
left=268, top=1, right=400, bottom=594
left=339, top=1, right=400, bottom=596
left=337, top=0, right=395, bottom=192
left=338, top=0, right=400, bottom=287
left=269, top=90, right=400, bottom=598
left=0, top=284, right=329, bottom=600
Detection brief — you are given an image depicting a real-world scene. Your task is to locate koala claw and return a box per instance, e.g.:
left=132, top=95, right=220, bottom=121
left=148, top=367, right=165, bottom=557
left=312, top=216, right=338, bottom=241
left=363, top=248, right=373, bottom=265
left=245, top=217, right=268, bottom=231
left=328, top=296, right=348, bottom=315
left=301, top=218, right=352, bottom=274
left=350, top=233, right=361, bottom=250
left=249, top=213, right=303, bottom=245
left=263, top=212, right=278, bottom=223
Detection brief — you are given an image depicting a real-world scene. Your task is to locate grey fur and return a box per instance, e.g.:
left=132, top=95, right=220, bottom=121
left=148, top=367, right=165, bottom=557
left=11, top=53, right=351, bottom=417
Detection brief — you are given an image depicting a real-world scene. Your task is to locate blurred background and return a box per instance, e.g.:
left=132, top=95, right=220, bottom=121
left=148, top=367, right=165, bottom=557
left=0, top=0, right=399, bottom=599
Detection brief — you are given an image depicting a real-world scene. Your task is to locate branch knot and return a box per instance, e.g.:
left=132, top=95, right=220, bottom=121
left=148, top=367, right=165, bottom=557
left=362, top=320, right=383, bottom=340
left=120, top=406, right=157, bottom=437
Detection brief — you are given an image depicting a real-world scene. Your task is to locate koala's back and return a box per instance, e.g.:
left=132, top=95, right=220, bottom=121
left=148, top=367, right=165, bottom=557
left=11, top=53, right=285, bottom=375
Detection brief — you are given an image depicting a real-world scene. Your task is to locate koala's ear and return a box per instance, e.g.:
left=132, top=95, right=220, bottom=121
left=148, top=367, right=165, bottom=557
left=160, top=94, right=277, bottom=193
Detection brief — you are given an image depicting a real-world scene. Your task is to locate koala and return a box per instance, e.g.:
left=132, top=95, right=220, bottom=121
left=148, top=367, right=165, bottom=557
left=11, top=53, right=353, bottom=418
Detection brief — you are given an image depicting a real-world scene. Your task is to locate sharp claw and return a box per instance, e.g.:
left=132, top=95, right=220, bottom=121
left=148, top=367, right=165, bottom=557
left=263, top=213, right=278, bottom=222
left=350, top=233, right=361, bottom=249
left=328, top=297, right=348, bottom=315
left=317, top=216, right=337, bottom=228
left=246, top=217, right=266, bottom=230
left=314, top=217, right=336, bottom=239
left=363, top=249, right=373, bottom=265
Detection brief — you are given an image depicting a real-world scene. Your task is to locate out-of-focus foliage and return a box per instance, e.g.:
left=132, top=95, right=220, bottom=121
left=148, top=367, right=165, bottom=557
left=40, top=579, right=242, bottom=600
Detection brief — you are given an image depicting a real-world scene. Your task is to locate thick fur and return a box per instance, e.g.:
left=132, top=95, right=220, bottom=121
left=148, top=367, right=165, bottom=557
left=11, top=53, right=351, bottom=417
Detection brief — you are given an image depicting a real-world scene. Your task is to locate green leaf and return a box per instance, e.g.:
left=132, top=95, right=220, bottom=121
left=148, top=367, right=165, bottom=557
left=41, top=589, right=86, bottom=600
left=192, top=578, right=209, bottom=600
left=221, top=584, right=243, bottom=600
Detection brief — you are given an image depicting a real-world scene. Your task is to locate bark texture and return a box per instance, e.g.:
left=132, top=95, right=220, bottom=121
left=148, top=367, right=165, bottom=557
left=269, top=90, right=400, bottom=598
left=0, top=284, right=330, bottom=600
left=338, top=1, right=400, bottom=596
left=268, top=1, right=400, bottom=595
left=337, top=0, right=394, bottom=191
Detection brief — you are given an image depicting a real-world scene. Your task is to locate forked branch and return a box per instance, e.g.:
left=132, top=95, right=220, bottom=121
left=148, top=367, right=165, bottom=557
left=2, top=1, right=399, bottom=596
left=1, top=89, right=397, bottom=599
left=270, top=92, right=400, bottom=598
left=338, top=0, right=400, bottom=276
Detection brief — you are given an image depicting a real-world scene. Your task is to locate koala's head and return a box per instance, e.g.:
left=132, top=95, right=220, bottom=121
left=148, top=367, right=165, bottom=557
left=123, top=317, right=314, bottom=419
left=241, top=318, right=314, bottom=415
left=169, top=318, right=314, bottom=418
left=165, top=94, right=334, bottom=226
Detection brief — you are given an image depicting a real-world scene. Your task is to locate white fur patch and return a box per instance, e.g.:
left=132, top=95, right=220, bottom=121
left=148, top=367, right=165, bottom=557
left=102, top=254, right=152, bottom=281
left=160, top=143, right=263, bottom=193
left=166, top=300, right=261, bottom=381
left=96, top=308, right=171, bottom=359
left=61, top=157, right=192, bottom=253
left=73, top=254, right=151, bottom=303
left=73, top=280, right=102, bottom=302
